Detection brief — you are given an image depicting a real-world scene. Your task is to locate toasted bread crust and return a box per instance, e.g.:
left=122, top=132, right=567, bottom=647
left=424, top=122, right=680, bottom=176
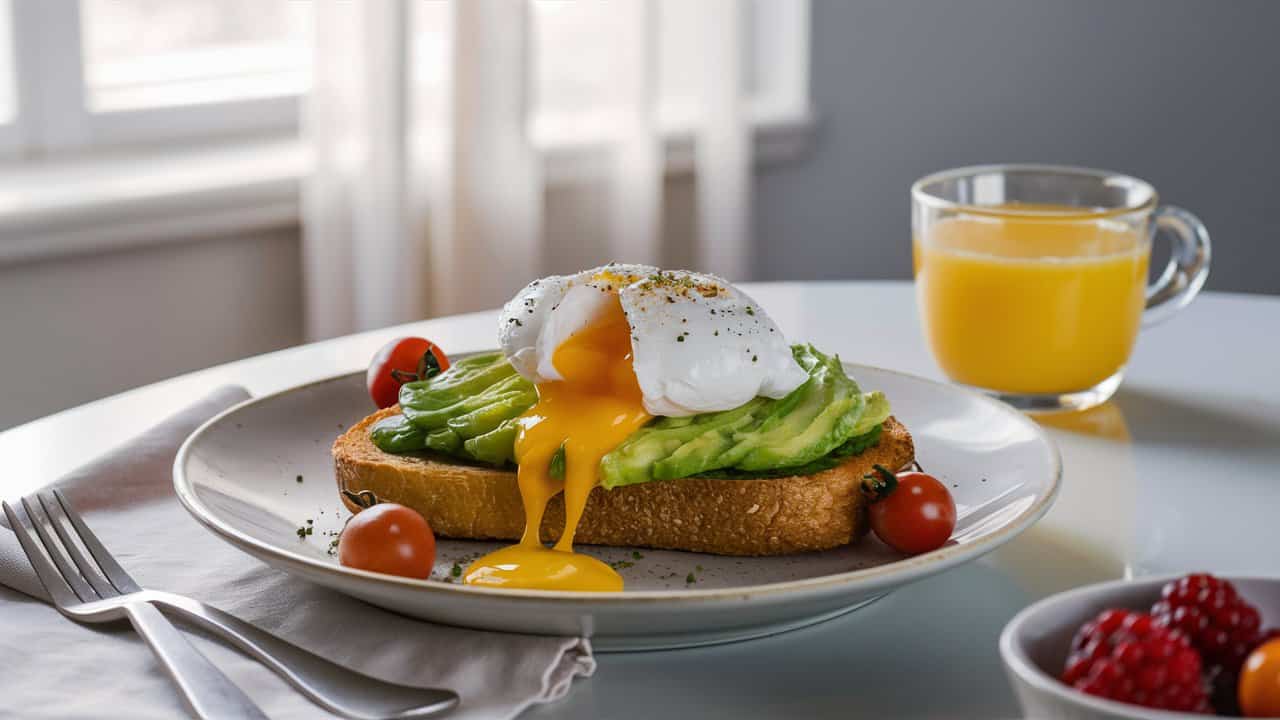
left=332, top=406, right=914, bottom=556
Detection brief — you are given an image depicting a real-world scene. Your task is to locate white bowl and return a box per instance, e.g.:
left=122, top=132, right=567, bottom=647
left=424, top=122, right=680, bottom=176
left=1000, top=574, right=1280, bottom=720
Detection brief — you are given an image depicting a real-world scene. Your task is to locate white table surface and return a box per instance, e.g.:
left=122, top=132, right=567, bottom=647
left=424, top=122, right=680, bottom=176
left=4, top=281, right=1279, bottom=719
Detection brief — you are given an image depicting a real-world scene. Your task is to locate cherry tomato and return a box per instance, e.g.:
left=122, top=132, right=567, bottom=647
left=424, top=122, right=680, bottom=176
left=1240, top=638, right=1280, bottom=717
left=338, top=503, right=436, bottom=579
left=861, top=465, right=956, bottom=554
left=367, top=337, right=449, bottom=409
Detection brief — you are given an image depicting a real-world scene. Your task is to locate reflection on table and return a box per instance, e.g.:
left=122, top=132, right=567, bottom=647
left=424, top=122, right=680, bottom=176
left=988, top=401, right=1136, bottom=597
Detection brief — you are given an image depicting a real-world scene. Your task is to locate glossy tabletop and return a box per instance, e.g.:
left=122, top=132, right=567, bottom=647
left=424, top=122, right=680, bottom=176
left=3, top=282, right=1278, bottom=719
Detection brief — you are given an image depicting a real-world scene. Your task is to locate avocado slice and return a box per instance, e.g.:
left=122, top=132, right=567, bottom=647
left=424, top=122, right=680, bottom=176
left=629, top=397, right=770, bottom=482
left=398, top=352, right=523, bottom=410
left=851, top=391, right=890, bottom=436
left=445, top=388, right=537, bottom=437
left=402, top=373, right=529, bottom=430
left=424, top=427, right=464, bottom=454
left=599, top=345, right=883, bottom=487
left=463, top=417, right=519, bottom=465
left=369, top=413, right=428, bottom=453
left=729, top=348, right=865, bottom=471
left=598, top=399, right=766, bottom=487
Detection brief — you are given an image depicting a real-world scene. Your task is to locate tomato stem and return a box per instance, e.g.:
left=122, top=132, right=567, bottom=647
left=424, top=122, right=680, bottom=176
left=388, top=351, right=443, bottom=386
left=417, top=350, right=443, bottom=381
left=342, top=489, right=380, bottom=510
left=860, top=464, right=898, bottom=503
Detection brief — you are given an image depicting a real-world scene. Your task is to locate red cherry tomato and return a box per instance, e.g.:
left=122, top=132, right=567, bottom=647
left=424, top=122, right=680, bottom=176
left=367, top=337, right=449, bottom=409
left=338, top=503, right=436, bottom=579
left=861, top=465, right=956, bottom=554
left=1240, top=638, right=1280, bottom=718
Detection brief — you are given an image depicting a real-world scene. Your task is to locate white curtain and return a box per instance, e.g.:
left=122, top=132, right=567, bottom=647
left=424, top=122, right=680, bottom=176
left=693, top=0, right=751, bottom=282
left=302, top=0, right=754, bottom=340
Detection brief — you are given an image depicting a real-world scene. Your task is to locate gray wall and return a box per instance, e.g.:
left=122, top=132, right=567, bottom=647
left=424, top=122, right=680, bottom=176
left=756, top=0, right=1280, bottom=295
left=0, top=230, right=304, bottom=430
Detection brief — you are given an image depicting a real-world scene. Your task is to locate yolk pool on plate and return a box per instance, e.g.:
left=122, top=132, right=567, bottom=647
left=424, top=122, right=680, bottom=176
left=914, top=204, right=1150, bottom=394
left=464, top=293, right=650, bottom=591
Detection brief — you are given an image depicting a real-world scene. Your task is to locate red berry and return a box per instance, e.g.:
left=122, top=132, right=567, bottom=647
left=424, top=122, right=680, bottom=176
left=1150, top=573, right=1264, bottom=711
left=1136, top=663, right=1164, bottom=690
left=1098, top=609, right=1128, bottom=634
left=1061, top=608, right=1211, bottom=713
left=1124, top=614, right=1153, bottom=635
left=1063, top=657, right=1089, bottom=684
left=1115, top=641, right=1145, bottom=665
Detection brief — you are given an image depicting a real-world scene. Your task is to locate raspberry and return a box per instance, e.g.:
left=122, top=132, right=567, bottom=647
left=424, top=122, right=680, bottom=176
left=1150, top=573, right=1262, bottom=712
left=1061, top=609, right=1211, bottom=713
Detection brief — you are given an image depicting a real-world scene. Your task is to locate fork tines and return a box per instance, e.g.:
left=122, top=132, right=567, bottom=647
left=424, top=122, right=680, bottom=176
left=2, top=490, right=137, bottom=607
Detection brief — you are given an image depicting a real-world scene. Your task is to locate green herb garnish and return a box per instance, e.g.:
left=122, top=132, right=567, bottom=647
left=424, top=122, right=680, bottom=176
left=548, top=443, right=566, bottom=481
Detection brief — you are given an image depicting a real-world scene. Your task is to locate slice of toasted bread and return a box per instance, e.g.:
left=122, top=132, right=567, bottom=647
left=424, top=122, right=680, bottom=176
left=332, top=407, right=914, bottom=556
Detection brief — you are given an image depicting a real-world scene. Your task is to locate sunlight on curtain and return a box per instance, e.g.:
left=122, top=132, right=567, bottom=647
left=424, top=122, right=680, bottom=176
left=694, top=0, right=751, bottom=282
left=607, top=0, right=661, bottom=267
left=427, top=0, right=542, bottom=318
left=303, top=0, right=752, bottom=338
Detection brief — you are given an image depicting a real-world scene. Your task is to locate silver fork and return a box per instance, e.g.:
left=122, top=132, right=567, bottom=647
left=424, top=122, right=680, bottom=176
left=5, top=491, right=269, bottom=719
left=4, top=489, right=458, bottom=720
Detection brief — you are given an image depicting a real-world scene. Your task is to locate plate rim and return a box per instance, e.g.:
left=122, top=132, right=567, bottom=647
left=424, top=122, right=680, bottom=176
left=173, top=360, right=1062, bottom=604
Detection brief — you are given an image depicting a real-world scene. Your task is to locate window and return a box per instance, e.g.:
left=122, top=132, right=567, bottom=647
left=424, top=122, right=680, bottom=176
left=81, top=0, right=309, bottom=112
left=0, top=1, right=808, bottom=164
left=0, top=0, right=310, bottom=159
left=529, top=0, right=810, bottom=148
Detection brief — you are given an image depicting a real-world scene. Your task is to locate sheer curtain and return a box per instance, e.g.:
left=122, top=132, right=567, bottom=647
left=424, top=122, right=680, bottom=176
left=302, top=0, right=753, bottom=340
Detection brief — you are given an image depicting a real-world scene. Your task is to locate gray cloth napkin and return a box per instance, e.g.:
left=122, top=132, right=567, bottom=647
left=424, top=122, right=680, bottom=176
left=0, top=386, right=593, bottom=720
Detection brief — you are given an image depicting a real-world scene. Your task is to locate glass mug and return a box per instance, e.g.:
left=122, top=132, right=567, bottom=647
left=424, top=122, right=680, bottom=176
left=911, top=165, right=1210, bottom=412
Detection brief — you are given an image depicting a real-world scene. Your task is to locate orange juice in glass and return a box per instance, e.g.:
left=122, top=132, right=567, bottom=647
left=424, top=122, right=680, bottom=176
left=912, top=166, right=1210, bottom=411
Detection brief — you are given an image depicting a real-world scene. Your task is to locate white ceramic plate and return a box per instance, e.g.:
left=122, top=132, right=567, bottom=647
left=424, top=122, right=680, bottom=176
left=174, top=362, right=1060, bottom=651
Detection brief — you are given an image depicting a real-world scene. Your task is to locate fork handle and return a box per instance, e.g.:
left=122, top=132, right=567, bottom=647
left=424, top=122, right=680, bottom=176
left=124, top=602, right=270, bottom=720
left=146, top=591, right=458, bottom=719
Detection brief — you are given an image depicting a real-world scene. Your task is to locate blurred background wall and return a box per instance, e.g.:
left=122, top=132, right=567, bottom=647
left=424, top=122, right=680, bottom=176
left=2, top=0, right=1277, bottom=430
left=757, top=0, right=1280, bottom=293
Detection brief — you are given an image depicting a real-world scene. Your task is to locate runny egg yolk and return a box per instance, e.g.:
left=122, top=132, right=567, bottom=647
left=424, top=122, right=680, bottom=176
left=464, top=292, right=651, bottom=591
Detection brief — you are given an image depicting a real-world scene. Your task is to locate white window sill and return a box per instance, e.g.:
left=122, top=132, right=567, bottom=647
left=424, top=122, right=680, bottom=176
left=0, top=139, right=306, bottom=265
left=0, top=104, right=815, bottom=267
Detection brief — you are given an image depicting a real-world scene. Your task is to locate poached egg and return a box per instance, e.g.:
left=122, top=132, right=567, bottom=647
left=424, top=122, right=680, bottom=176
left=464, top=266, right=806, bottom=592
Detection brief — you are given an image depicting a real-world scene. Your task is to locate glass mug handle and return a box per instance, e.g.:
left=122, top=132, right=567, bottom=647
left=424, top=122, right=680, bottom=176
left=1143, top=205, right=1211, bottom=327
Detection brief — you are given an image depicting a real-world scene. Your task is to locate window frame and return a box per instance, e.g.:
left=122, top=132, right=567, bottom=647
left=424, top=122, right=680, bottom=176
left=0, top=0, right=302, bottom=160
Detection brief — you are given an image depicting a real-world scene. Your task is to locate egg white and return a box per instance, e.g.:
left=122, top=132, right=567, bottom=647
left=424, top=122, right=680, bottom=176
left=497, top=264, right=657, bottom=381
left=498, top=265, right=806, bottom=417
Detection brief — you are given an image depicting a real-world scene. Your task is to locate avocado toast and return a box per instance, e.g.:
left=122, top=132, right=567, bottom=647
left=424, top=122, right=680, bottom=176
left=333, top=346, right=915, bottom=556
